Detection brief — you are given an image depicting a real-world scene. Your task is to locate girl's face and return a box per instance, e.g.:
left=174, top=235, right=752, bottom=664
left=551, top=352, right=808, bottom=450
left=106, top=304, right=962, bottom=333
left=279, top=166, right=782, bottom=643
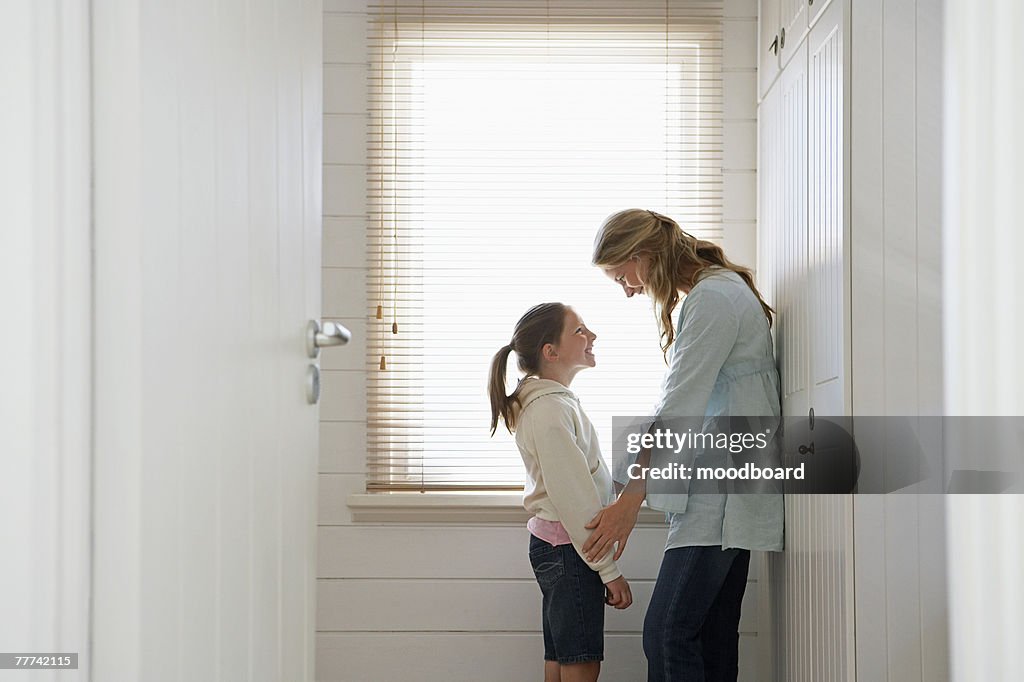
left=602, top=256, right=648, bottom=298
left=551, top=307, right=597, bottom=370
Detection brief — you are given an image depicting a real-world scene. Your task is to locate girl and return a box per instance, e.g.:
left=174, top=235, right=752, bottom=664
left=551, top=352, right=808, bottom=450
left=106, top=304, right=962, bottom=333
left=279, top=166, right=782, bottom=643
left=583, top=209, right=784, bottom=682
left=488, top=302, right=633, bottom=682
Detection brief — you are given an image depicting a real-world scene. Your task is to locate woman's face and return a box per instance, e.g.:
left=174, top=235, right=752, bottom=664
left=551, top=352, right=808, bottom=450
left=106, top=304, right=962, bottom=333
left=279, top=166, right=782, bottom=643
left=602, top=257, right=647, bottom=298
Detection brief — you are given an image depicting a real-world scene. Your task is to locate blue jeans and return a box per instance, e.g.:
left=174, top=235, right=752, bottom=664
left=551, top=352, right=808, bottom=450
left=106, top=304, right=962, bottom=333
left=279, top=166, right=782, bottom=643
left=643, top=546, right=750, bottom=682
left=528, top=534, right=606, bottom=664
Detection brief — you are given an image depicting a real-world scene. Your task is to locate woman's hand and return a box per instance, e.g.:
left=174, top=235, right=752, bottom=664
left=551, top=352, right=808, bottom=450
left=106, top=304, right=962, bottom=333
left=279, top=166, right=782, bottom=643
left=583, top=495, right=642, bottom=562
left=604, top=576, right=633, bottom=610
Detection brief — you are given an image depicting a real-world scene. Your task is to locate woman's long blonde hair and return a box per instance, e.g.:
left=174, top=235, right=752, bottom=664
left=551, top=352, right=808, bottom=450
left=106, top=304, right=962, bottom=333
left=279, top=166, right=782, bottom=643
left=592, top=209, right=774, bottom=359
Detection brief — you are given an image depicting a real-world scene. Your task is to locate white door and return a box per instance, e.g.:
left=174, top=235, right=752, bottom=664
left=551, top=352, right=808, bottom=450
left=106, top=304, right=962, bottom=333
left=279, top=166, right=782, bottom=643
left=91, top=1, right=324, bottom=680
left=778, top=0, right=808, bottom=71
left=775, top=38, right=809, bottom=420
left=806, top=0, right=846, bottom=418
left=1, top=1, right=92, bottom=675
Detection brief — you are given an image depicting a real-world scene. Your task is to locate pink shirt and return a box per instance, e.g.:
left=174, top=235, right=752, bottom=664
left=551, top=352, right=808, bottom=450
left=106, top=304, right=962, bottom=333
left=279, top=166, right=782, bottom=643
left=527, top=516, right=572, bottom=546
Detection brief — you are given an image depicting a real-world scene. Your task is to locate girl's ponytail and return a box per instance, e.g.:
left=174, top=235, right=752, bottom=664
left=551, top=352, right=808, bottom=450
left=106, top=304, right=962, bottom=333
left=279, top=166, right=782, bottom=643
left=487, top=302, right=568, bottom=436
left=488, top=344, right=517, bottom=436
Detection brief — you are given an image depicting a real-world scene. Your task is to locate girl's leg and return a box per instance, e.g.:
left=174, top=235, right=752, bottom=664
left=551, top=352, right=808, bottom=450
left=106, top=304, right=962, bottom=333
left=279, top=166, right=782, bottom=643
left=544, top=660, right=561, bottom=682
left=643, top=546, right=744, bottom=682
left=700, top=550, right=750, bottom=682
left=559, top=661, right=600, bottom=682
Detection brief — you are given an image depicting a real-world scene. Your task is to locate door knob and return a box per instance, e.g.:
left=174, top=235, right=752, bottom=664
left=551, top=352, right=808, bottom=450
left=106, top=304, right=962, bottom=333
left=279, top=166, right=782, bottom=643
left=306, top=320, right=351, bottom=358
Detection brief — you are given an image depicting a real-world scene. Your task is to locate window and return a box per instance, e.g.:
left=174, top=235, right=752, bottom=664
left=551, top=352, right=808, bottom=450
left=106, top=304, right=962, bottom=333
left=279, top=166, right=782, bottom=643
left=367, top=1, right=724, bottom=492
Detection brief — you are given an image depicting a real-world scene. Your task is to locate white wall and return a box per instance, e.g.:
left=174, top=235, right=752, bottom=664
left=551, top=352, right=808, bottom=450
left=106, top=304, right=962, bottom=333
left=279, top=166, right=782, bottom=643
left=317, top=0, right=766, bottom=680
left=943, top=0, right=1024, bottom=679
left=849, top=0, right=948, bottom=680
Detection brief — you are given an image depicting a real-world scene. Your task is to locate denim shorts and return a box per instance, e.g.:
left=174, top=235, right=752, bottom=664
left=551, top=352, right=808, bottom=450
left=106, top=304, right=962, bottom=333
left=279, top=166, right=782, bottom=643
left=528, top=533, right=605, bottom=664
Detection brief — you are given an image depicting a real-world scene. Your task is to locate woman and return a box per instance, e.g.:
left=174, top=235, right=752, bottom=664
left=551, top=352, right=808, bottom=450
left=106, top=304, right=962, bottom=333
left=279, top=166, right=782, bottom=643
left=582, top=209, right=784, bottom=682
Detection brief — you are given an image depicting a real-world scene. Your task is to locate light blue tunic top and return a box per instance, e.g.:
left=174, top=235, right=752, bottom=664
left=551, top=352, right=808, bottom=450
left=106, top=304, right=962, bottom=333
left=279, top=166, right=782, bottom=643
left=640, top=267, right=785, bottom=552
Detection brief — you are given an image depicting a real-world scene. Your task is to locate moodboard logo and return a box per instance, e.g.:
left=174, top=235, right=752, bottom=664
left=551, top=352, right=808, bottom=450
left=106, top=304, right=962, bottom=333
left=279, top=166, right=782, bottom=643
left=611, top=416, right=1024, bottom=495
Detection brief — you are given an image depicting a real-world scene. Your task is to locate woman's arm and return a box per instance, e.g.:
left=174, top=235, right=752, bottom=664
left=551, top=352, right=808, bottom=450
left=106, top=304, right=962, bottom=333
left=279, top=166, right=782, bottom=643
left=583, top=285, right=741, bottom=561
left=653, top=286, right=739, bottom=421
left=582, top=446, right=648, bottom=562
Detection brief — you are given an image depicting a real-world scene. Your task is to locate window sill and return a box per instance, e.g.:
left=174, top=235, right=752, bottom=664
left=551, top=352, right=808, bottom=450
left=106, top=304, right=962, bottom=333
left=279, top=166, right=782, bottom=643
left=346, top=491, right=669, bottom=525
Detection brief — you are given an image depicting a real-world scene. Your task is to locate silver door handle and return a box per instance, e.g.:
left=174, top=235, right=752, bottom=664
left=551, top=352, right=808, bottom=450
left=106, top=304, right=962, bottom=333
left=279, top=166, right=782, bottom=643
left=306, top=320, right=351, bottom=358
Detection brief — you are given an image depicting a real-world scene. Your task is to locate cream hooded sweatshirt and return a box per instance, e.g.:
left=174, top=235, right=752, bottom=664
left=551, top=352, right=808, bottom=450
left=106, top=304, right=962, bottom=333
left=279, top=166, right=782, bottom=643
left=512, top=377, right=621, bottom=583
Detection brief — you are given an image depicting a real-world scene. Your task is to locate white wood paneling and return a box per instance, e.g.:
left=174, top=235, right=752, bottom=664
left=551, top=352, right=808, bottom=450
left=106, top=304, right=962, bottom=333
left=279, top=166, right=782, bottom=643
left=316, top=525, right=761, bottom=581
left=323, top=164, right=368, bottom=217
left=322, top=268, right=368, bottom=317
left=323, top=218, right=369, bottom=268
left=724, top=171, right=758, bottom=221
left=321, top=370, right=369, bottom=421
left=725, top=71, right=759, bottom=119
left=725, top=121, right=759, bottom=170
left=319, top=421, right=369, bottom=473
left=324, top=12, right=368, bottom=63
left=724, top=18, right=758, bottom=70
left=324, top=64, right=369, bottom=113
left=724, top=221, right=759, bottom=271
left=317, top=579, right=758, bottom=633
left=317, top=633, right=761, bottom=682
left=324, top=114, right=369, bottom=164
left=317, top=1, right=766, bottom=679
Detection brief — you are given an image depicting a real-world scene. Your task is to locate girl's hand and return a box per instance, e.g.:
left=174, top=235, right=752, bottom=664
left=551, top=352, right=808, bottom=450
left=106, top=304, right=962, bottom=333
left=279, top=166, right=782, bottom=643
left=583, top=496, right=641, bottom=562
left=604, top=576, right=633, bottom=610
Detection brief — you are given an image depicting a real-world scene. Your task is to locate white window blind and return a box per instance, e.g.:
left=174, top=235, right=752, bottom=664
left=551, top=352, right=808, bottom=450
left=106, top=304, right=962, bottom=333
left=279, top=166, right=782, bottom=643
left=366, top=0, right=724, bottom=491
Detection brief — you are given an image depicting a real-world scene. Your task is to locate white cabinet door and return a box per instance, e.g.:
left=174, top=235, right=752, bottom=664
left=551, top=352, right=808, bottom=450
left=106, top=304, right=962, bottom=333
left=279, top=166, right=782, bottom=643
left=808, top=0, right=830, bottom=29
left=779, top=0, right=809, bottom=71
left=91, top=1, right=323, bottom=680
left=1, top=1, right=91, bottom=668
left=759, top=0, right=781, bottom=98
left=807, top=0, right=846, bottom=417
left=776, top=37, right=809, bottom=419
left=758, top=81, right=779, bottom=318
